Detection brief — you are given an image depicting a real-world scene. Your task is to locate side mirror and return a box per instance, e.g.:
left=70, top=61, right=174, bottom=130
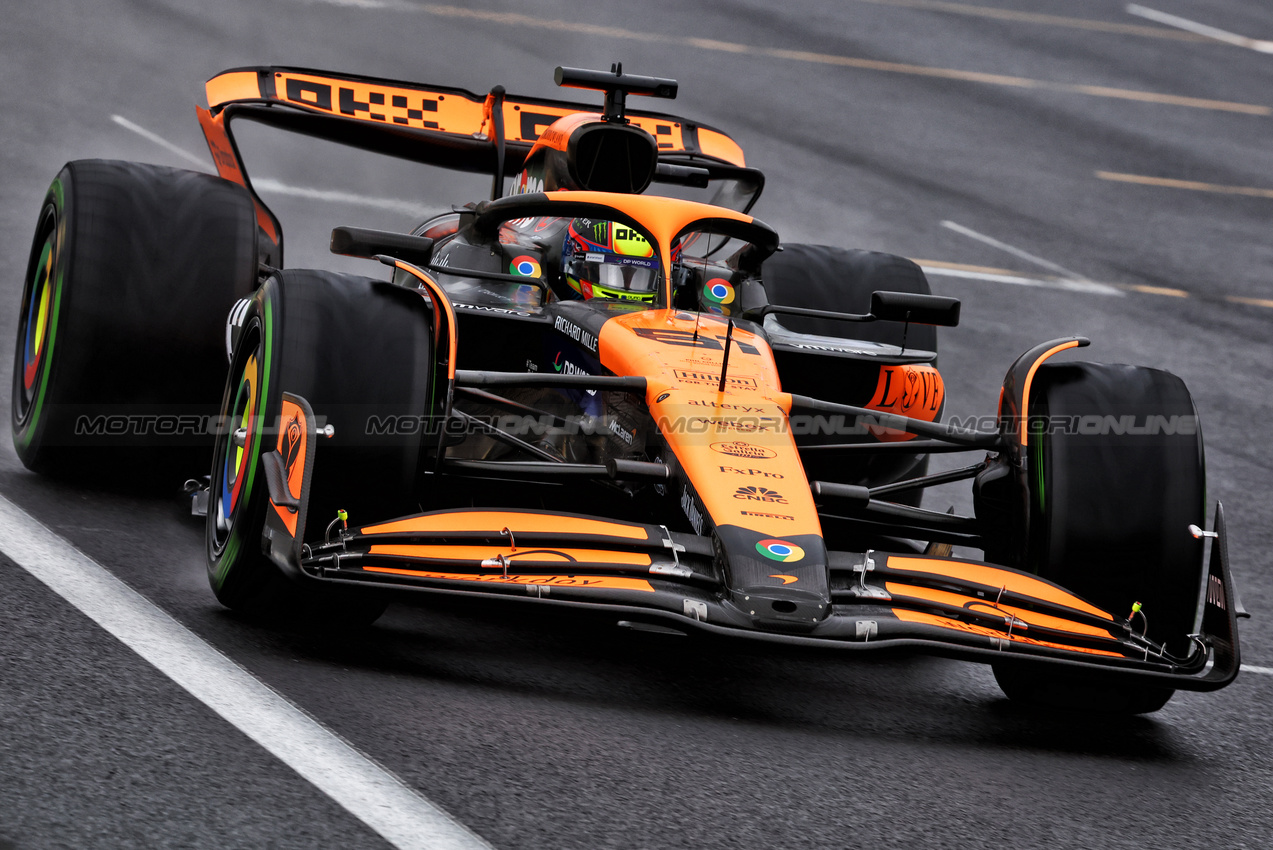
left=871, top=291, right=961, bottom=327
left=330, top=226, right=435, bottom=268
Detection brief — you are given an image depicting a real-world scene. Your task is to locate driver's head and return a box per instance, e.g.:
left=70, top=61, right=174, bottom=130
left=557, top=218, right=660, bottom=303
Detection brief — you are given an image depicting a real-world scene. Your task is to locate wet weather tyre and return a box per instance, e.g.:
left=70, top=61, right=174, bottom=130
left=11, top=160, right=257, bottom=483
left=761, top=244, right=935, bottom=349
left=993, top=361, right=1205, bottom=714
left=206, top=269, right=436, bottom=626
left=763, top=245, right=936, bottom=504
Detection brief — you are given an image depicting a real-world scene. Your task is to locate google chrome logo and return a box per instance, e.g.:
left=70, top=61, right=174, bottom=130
left=510, top=255, right=542, bottom=277
left=755, top=539, right=805, bottom=563
left=703, top=278, right=735, bottom=304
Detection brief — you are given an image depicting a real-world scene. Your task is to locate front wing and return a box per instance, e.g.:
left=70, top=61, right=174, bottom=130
left=282, top=505, right=1241, bottom=692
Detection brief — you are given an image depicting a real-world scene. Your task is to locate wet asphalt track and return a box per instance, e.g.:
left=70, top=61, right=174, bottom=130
left=2, top=1, right=1273, bottom=847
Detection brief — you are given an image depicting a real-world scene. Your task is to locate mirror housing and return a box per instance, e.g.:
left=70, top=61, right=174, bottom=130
left=871, top=291, right=961, bottom=327
left=330, top=226, right=435, bottom=267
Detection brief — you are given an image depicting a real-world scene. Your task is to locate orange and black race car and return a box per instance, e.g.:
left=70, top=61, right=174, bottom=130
left=13, top=64, right=1243, bottom=714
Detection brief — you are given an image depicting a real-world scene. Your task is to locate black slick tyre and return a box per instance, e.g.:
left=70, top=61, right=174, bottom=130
left=206, top=269, right=436, bottom=626
left=12, top=160, right=257, bottom=483
left=761, top=244, right=935, bottom=350
left=762, top=244, right=937, bottom=506
left=993, top=361, right=1205, bottom=714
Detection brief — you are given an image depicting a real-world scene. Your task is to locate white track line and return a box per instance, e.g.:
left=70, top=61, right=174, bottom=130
left=252, top=178, right=435, bottom=217
left=111, top=115, right=208, bottom=168
left=112, top=115, right=433, bottom=216
left=1126, top=5, right=1273, bottom=53
left=941, top=220, right=1087, bottom=281
left=919, top=265, right=1117, bottom=293
left=939, top=221, right=1122, bottom=295
left=0, top=493, right=491, bottom=850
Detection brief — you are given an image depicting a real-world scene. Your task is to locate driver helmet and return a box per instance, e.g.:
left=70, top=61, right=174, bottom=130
left=558, top=218, right=660, bottom=302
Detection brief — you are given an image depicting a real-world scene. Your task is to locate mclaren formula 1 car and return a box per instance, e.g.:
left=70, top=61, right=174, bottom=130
left=13, top=64, right=1243, bottom=713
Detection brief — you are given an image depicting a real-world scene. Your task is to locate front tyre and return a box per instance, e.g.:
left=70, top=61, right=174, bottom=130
left=207, top=269, right=436, bottom=625
left=993, top=362, right=1206, bottom=714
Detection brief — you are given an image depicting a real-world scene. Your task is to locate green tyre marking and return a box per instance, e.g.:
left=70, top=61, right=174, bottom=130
left=1030, top=418, right=1045, bottom=515
left=18, top=178, right=66, bottom=451
left=213, top=287, right=274, bottom=588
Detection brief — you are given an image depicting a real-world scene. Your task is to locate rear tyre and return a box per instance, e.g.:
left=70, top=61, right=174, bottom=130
left=762, top=244, right=936, bottom=506
left=993, top=362, right=1205, bottom=714
left=12, top=160, right=257, bottom=483
left=206, top=270, right=436, bottom=627
left=760, top=244, right=934, bottom=349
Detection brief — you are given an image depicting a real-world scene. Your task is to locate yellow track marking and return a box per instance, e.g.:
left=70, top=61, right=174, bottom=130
left=1123, top=284, right=1190, bottom=297
left=1097, top=171, right=1273, bottom=198
left=411, top=3, right=1269, bottom=116
left=1226, top=295, right=1273, bottom=309
left=1065, top=85, right=1267, bottom=114
left=848, top=0, right=1212, bottom=41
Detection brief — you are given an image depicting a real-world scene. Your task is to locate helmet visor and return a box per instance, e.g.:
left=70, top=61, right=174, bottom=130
left=569, top=252, right=660, bottom=301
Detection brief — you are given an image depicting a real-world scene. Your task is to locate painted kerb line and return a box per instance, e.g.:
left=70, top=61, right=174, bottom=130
left=0, top=492, right=491, bottom=850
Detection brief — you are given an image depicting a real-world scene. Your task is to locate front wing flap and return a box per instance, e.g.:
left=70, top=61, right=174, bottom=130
left=291, top=505, right=1241, bottom=691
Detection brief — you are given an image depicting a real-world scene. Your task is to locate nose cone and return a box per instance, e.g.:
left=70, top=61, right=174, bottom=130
left=714, top=526, right=830, bottom=631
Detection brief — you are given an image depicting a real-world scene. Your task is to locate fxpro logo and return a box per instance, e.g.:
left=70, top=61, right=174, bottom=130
left=719, top=466, right=784, bottom=479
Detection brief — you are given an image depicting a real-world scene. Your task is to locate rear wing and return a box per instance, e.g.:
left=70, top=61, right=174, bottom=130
left=197, top=66, right=764, bottom=265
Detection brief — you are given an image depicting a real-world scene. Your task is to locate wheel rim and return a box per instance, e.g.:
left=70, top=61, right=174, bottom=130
left=14, top=205, right=58, bottom=427
left=212, top=326, right=262, bottom=554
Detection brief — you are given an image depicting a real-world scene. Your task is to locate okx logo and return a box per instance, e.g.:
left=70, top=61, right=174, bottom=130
left=733, top=486, right=788, bottom=504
